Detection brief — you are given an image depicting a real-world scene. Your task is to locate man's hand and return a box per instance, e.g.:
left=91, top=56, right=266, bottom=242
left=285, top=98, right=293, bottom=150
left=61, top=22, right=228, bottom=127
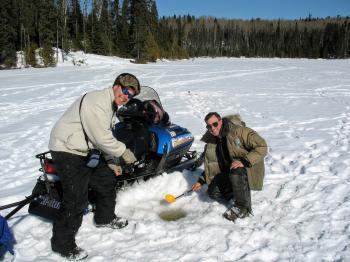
left=121, top=149, right=137, bottom=164
left=191, top=182, right=202, bottom=192
left=107, top=163, right=122, bottom=176
left=231, top=160, right=244, bottom=169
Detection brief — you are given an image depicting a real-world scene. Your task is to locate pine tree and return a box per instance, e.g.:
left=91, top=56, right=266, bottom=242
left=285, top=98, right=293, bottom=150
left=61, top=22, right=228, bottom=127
left=81, top=0, right=90, bottom=53
left=69, top=0, right=84, bottom=50
left=42, top=43, right=56, bottom=66
left=57, top=0, right=70, bottom=53
left=148, top=0, right=158, bottom=35
left=130, top=0, right=149, bottom=62
left=111, top=0, right=120, bottom=54
left=25, top=43, right=38, bottom=67
left=37, top=0, right=56, bottom=46
left=143, top=32, right=159, bottom=62
left=90, top=0, right=104, bottom=54
left=99, top=0, right=113, bottom=55
left=36, top=0, right=57, bottom=66
left=118, top=0, right=130, bottom=56
left=0, top=0, right=17, bottom=68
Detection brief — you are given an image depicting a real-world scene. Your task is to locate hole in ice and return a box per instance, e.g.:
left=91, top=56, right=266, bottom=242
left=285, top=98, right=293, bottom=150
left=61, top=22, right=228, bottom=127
left=158, top=208, right=187, bottom=221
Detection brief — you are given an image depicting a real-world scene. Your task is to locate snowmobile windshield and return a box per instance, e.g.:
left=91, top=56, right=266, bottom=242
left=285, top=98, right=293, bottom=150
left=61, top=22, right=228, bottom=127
left=136, top=86, right=162, bottom=107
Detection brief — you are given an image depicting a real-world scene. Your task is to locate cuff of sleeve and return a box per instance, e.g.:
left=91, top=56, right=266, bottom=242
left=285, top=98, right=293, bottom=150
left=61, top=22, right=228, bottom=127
left=241, top=158, right=252, bottom=167
left=198, top=172, right=206, bottom=185
left=107, top=163, right=122, bottom=174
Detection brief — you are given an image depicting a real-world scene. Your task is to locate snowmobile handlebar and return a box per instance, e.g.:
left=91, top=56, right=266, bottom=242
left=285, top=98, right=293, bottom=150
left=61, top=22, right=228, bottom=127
left=122, top=159, right=146, bottom=173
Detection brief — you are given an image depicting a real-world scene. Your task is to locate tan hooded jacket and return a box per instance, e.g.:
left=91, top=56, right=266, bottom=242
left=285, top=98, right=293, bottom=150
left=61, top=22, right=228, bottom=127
left=49, top=87, right=126, bottom=157
left=200, top=115, right=267, bottom=191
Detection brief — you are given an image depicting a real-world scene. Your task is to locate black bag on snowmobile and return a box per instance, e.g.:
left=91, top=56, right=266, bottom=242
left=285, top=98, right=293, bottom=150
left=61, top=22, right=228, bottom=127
left=28, top=174, right=62, bottom=221
left=28, top=153, right=63, bottom=221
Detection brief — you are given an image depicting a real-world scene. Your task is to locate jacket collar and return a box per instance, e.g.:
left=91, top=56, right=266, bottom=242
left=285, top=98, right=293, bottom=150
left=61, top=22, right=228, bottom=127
left=109, top=86, right=118, bottom=110
left=109, top=86, right=115, bottom=103
left=220, top=118, right=230, bottom=137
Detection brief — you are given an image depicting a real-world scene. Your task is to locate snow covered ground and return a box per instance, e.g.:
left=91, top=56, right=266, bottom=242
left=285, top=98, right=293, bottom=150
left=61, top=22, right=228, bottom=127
left=0, top=54, right=350, bottom=261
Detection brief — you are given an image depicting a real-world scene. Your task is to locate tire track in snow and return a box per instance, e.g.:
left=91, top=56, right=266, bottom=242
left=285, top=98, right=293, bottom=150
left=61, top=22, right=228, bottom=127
left=163, top=66, right=298, bottom=88
left=141, top=67, right=294, bottom=79
left=0, top=79, right=106, bottom=92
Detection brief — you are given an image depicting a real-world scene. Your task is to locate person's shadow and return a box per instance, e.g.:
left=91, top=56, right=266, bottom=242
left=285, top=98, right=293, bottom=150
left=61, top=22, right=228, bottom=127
left=181, top=167, right=212, bottom=203
left=181, top=168, right=234, bottom=209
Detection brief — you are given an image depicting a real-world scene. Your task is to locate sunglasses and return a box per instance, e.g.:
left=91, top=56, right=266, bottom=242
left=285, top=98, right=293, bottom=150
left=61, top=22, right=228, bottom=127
left=121, top=87, right=134, bottom=99
left=206, top=121, right=219, bottom=130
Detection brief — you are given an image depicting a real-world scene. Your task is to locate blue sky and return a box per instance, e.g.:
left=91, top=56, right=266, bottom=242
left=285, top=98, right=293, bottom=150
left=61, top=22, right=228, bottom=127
left=156, top=0, right=350, bottom=20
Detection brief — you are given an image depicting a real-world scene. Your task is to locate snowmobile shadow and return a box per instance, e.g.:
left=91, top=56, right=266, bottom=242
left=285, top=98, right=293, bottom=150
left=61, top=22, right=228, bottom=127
left=196, top=185, right=210, bottom=203
left=198, top=192, right=234, bottom=210
left=181, top=169, right=234, bottom=208
left=179, top=168, right=215, bottom=204
left=180, top=168, right=203, bottom=189
left=6, top=213, right=31, bottom=227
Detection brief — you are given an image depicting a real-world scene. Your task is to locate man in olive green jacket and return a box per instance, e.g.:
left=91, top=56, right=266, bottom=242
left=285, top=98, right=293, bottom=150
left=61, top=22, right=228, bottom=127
left=192, top=112, right=267, bottom=222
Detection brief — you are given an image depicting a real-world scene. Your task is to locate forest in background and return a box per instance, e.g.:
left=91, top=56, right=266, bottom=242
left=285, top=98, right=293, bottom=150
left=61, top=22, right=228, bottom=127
left=0, top=0, right=349, bottom=69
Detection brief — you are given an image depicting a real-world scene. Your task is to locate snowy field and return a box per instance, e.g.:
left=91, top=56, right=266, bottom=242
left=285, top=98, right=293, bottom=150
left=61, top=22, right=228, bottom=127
left=0, top=55, right=350, bottom=261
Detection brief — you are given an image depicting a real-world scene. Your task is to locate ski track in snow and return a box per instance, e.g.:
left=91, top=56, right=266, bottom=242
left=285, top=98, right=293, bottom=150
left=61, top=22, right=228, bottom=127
left=1, top=57, right=350, bottom=261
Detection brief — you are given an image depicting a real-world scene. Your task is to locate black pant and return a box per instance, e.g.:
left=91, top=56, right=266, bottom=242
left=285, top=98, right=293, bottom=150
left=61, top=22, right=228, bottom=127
left=50, top=151, right=117, bottom=254
left=207, top=167, right=251, bottom=211
left=89, top=164, right=117, bottom=224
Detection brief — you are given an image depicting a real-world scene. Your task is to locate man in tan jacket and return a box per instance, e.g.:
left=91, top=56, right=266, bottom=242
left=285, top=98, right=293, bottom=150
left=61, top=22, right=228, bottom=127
left=48, top=73, right=140, bottom=260
left=192, top=112, right=267, bottom=222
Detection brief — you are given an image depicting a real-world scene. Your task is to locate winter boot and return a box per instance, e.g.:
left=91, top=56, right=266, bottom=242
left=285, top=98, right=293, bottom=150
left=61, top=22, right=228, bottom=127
left=223, top=206, right=250, bottom=222
left=57, top=247, right=88, bottom=261
left=95, top=216, right=128, bottom=229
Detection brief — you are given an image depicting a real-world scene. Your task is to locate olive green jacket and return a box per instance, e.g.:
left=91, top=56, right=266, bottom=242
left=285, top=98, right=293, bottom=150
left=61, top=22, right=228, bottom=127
left=200, top=116, right=267, bottom=191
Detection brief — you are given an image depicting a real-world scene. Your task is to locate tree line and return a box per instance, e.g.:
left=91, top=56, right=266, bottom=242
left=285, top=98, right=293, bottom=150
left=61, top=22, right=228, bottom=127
left=0, top=0, right=349, bottom=69
left=163, top=15, right=349, bottom=59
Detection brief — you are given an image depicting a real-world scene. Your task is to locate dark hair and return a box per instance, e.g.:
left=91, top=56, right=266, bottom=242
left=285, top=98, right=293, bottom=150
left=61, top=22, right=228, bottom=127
left=204, top=112, right=221, bottom=122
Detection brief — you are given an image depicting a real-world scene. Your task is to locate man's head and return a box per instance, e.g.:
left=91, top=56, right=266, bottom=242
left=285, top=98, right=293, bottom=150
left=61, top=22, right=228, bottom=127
left=204, top=112, right=222, bottom=137
left=113, top=73, right=140, bottom=106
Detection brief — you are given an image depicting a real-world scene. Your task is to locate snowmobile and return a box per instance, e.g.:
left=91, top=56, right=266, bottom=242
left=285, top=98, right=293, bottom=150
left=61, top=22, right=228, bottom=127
left=0, top=86, right=198, bottom=223
left=112, top=86, right=197, bottom=182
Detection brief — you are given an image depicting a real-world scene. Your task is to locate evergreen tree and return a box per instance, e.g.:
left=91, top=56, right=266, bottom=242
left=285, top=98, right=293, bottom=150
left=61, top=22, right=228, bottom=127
left=118, top=0, right=131, bottom=56
left=148, top=0, right=158, bottom=35
left=99, top=0, right=113, bottom=55
left=0, top=0, right=17, bottom=68
left=57, top=0, right=70, bottom=53
left=16, top=0, right=36, bottom=52
left=143, top=32, right=159, bottom=62
left=37, top=0, right=56, bottom=47
left=130, top=0, right=149, bottom=62
left=344, top=21, right=350, bottom=57
left=42, top=44, right=56, bottom=66
left=69, top=0, right=84, bottom=50
left=111, top=0, right=120, bottom=54
left=90, top=0, right=104, bottom=54
left=25, top=43, right=38, bottom=67
left=323, top=23, right=342, bottom=58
